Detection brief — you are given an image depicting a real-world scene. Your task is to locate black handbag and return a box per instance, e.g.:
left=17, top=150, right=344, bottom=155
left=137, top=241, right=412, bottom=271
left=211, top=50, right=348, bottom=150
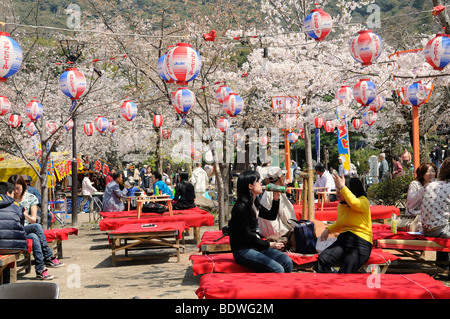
left=291, top=219, right=318, bottom=254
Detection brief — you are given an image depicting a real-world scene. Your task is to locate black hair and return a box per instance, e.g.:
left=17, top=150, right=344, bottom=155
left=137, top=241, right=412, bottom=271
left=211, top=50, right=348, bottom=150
left=179, top=172, right=189, bottom=182
left=153, top=172, right=162, bottom=181
left=0, top=182, right=14, bottom=195
left=235, top=170, right=260, bottom=208
left=315, top=163, right=326, bottom=172
left=344, top=176, right=367, bottom=198
left=7, top=174, right=27, bottom=197
left=112, top=172, right=122, bottom=180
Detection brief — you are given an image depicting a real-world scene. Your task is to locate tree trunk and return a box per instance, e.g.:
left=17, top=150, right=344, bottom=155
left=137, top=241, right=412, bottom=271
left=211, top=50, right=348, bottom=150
left=432, top=0, right=450, bottom=33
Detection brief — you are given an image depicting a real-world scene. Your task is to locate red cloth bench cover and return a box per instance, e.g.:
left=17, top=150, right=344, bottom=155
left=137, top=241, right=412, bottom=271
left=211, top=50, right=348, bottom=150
left=196, top=272, right=450, bottom=299
left=293, top=204, right=400, bottom=221
left=197, top=231, right=229, bottom=251
left=100, top=207, right=210, bottom=219
left=190, top=249, right=399, bottom=276
left=99, top=213, right=214, bottom=231
left=43, top=228, right=78, bottom=242
left=372, top=224, right=450, bottom=251
left=109, top=222, right=188, bottom=240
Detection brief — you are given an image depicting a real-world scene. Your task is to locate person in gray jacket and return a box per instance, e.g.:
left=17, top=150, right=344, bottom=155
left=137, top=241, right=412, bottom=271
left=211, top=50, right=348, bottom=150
left=378, top=153, right=389, bottom=181
left=102, top=172, right=130, bottom=212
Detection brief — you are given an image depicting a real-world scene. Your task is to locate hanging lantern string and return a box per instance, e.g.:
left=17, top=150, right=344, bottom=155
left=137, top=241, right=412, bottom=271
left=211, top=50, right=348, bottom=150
left=1, top=4, right=448, bottom=44
left=54, top=54, right=128, bottom=68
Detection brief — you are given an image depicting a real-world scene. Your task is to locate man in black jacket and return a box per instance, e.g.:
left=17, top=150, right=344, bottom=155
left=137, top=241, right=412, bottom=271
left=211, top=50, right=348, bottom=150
left=0, top=182, right=28, bottom=283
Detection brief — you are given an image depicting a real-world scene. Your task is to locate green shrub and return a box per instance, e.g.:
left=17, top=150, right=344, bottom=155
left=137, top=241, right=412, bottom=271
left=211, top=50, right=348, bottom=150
left=366, top=174, right=414, bottom=208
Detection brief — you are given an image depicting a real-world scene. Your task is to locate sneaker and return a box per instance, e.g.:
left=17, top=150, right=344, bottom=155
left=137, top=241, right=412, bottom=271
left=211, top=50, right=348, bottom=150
left=36, top=270, right=54, bottom=280
left=46, top=257, right=65, bottom=268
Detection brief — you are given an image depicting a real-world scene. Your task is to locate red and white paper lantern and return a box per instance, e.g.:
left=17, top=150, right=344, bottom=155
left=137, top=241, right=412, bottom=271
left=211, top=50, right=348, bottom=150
left=153, top=115, right=164, bottom=128
left=314, top=117, right=324, bottom=129
left=353, top=79, right=377, bottom=106
left=215, top=85, right=232, bottom=104
left=324, top=120, right=334, bottom=133
left=424, top=33, right=450, bottom=70
left=64, top=119, right=74, bottom=131
left=164, top=43, right=202, bottom=85
left=0, top=96, right=11, bottom=116
left=368, top=96, right=385, bottom=112
left=349, top=30, right=383, bottom=66
left=59, top=67, right=86, bottom=100
left=9, top=114, right=21, bottom=128
left=94, top=116, right=108, bottom=132
left=162, top=129, right=171, bottom=139
left=223, top=93, right=244, bottom=117
left=217, top=117, right=230, bottom=132
left=25, top=98, right=43, bottom=121
left=46, top=121, right=58, bottom=134
left=120, top=99, right=137, bottom=121
left=352, top=119, right=362, bottom=130
left=0, top=32, right=22, bottom=82
left=25, top=122, right=37, bottom=136
left=108, top=120, right=116, bottom=133
left=84, top=123, right=94, bottom=136
left=260, top=136, right=269, bottom=145
left=288, top=132, right=298, bottom=143
left=336, top=85, right=353, bottom=103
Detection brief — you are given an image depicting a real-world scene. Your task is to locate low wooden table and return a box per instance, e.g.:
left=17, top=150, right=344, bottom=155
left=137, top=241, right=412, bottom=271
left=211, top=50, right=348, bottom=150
left=287, top=187, right=303, bottom=204
left=109, top=222, right=187, bottom=266
left=317, top=191, right=337, bottom=211
left=135, top=195, right=173, bottom=218
left=126, top=194, right=170, bottom=211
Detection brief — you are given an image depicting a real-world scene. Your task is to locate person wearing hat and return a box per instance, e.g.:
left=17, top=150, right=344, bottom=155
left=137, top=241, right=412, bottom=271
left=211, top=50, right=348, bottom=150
left=258, top=167, right=297, bottom=240
left=313, top=163, right=337, bottom=202
left=378, top=153, right=389, bottom=181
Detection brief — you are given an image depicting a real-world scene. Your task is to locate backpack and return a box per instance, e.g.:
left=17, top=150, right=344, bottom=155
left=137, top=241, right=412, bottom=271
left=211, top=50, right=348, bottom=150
left=141, top=202, right=168, bottom=214
left=287, top=219, right=318, bottom=254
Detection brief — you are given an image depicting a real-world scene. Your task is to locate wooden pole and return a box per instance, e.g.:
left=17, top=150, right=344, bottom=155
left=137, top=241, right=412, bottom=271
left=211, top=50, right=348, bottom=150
left=412, top=105, right=420, bottom=177
left=284, top=130, right=291, bottom=183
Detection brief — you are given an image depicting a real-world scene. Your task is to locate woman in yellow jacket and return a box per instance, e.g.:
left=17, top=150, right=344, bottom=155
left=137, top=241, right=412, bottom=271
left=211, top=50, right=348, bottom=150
left=315, top=173, right=372, bottom=273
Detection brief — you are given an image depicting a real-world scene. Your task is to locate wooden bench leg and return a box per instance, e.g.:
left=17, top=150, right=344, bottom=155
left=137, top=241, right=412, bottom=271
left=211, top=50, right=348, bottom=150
left=176, top=238, right=180, bottom=262
left=194, top=227, right=201, bottom=244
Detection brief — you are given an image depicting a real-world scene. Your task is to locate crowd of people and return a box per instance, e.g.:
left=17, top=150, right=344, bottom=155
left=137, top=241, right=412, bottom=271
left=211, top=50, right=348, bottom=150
left=0, top=175, right=64, bottom=281
left=227, top=155, right=450, bottom=274
left=99, top=163, right=211, bottom=214
left=1, top=146, right=449, bottom=283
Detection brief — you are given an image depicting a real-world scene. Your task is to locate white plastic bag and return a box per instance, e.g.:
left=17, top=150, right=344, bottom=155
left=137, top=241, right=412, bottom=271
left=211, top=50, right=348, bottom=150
left=315, top=237, right=337, bottom=253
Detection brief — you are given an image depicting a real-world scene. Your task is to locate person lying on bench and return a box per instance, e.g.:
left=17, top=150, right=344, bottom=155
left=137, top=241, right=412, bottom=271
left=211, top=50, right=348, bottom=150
left=315, top=174, right=372, bottom=273
left=228, top=170, right=293, bottom=273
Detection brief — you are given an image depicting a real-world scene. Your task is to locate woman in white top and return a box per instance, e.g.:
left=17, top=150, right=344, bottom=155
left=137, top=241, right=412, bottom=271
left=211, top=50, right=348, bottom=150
left=405, top=163, right=437, bottom=233
left=406, top=163, right=437, bottom=216
left=258, top=167, right=296, bottom=239
left=421, top=158, right=450, bottom=268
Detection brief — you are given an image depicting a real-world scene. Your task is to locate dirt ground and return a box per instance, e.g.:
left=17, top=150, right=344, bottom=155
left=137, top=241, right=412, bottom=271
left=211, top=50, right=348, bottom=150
left=15, top=212, right=450, bottom=300
left=17, top=212, right=210, bottom=299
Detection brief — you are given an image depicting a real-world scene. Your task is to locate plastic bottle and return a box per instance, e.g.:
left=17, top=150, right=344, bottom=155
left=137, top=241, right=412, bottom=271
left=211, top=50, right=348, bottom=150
left=155, top=185, right=159, bottom=196
left=391, top=213, right=397, bottom=234
left=263, top=183, right=287, bottom=193
left=294, top=181, right=299, bottom=188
